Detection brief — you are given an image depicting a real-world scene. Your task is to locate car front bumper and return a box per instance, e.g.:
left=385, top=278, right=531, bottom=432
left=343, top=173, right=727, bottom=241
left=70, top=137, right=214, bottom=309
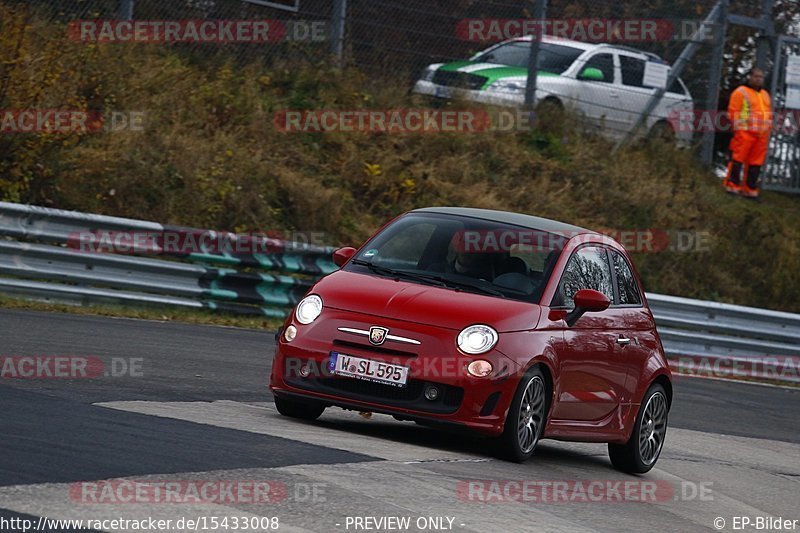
left=412, top=80, right=525, bottom=108
left=269, top=308, right=522, bottom=435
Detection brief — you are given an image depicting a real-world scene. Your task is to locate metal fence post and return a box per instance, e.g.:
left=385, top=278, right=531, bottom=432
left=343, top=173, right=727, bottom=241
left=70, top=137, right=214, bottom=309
left=330, top=0, right=348, bottom=66
left=524, top=0, right=547, bottom=110
left=756, top=0, right=776, bottom=69
left=119, top=0, right=134, bottom=20
left=700, top=0, right=729, bottom=166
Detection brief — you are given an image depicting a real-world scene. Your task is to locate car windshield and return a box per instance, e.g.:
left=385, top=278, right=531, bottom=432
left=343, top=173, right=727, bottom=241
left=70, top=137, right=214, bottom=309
left=346, top=213, right=568, bottom=303
left=474, top=42, right=585, bottom=74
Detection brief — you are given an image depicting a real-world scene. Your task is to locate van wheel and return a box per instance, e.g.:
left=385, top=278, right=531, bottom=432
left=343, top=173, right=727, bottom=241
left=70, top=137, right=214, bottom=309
left=648, top=121, right=676, bottom=144
left=536, top=98, right=564, bottom=120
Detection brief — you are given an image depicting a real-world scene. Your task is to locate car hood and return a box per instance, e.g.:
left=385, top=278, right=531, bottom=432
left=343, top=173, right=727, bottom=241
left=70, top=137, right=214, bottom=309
left=435, top=61, right=559, bottom=89
left=313, top=270, right=542, bottom=332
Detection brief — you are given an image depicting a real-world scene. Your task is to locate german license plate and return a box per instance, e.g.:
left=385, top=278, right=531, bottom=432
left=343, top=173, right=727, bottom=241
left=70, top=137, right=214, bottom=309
left=435, top=86, right=453, bottom=99
left=329, top=352, right=409, bottom=388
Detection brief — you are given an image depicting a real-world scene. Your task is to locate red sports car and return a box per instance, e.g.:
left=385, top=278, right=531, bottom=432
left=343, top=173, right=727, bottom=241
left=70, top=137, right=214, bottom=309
left=270, top=207, right=672, bottom=473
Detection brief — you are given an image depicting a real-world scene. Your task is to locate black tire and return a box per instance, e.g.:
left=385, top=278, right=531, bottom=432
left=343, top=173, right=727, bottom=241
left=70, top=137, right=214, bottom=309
left=532, top=98, right=570, bottom=140
left=497, top=366, right=549, bottom=462
left=535, top=97, right=564, bottom=115
left=535, top=97, right=564, bottom=123
left=647, top=121, right=676, bottom=145
left=274, top=396, right=326, bottom=421
left=608, top=383, right=669, bottom=474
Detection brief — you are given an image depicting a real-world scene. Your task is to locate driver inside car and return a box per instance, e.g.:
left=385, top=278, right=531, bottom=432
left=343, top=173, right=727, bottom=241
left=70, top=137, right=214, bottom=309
left=430, top=249, right=495, bottom=280
left=432, top=249, right=528, bottom=282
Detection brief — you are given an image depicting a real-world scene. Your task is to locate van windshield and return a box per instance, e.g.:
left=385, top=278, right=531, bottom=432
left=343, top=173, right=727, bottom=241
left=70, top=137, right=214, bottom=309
left=474, top=42, right=585, bottom=74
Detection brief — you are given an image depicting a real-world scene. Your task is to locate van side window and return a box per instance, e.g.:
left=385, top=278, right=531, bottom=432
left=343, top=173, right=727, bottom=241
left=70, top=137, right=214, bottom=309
left=582, top=53, right=615, bottom=83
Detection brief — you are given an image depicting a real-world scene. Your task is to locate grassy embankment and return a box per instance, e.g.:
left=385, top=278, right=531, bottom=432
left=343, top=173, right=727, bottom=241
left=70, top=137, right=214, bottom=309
left=2, top=3, right=799, bottom=324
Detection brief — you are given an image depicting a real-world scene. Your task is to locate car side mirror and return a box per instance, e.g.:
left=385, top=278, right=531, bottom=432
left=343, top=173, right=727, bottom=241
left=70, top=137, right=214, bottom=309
left=565, top=289, right=611, bottom=327
left=332, top=247, right=357, bottom=267
left=578, top=67, right=605, bottom=82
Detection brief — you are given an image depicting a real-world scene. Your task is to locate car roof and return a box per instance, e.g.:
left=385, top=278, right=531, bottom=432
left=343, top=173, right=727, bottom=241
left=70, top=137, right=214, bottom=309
left=515, top=35, right=664, bottom=61
left=411, top=207, right=594, bottom=235
left=515, top=35, right=599, bottom=51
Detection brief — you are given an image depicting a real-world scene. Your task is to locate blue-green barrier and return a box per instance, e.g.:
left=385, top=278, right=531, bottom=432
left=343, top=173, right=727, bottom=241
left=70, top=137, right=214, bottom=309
left=200, top=269, right=316, bottom=308
left=187, top=251, right=338, bottom=276
left=0, top=202, right=339, bottom=317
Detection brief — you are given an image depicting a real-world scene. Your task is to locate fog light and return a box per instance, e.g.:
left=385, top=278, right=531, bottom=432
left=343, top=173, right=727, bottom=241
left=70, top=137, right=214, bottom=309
left=284, top=325, right=297, bottom=342
left=299, top=365, right=311, bottom=378
left=467, top=360, right=493, bottom=378
left=424, top=385, right=440, bottom=401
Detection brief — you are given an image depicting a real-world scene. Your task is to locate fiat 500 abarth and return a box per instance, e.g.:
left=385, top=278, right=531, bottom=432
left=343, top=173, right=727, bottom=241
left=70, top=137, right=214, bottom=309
left=270, top=207, right=672, bottom=473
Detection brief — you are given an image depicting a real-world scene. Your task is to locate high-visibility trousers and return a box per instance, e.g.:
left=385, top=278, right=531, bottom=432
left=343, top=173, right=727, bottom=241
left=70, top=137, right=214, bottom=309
left=723, top=131, right=769, bottom=197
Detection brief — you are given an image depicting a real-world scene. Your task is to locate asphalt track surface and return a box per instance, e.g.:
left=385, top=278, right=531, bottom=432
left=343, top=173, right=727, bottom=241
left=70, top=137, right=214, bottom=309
left=1, top=308, right=798, bottom=532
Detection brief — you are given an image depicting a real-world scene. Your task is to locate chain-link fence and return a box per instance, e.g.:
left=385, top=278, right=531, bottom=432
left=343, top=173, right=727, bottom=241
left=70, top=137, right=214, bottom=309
left=6, top=0, right=337, bottom=65
left=764, top=34, right=800, bottom=192
left=2, top=0, right=798, bottom=180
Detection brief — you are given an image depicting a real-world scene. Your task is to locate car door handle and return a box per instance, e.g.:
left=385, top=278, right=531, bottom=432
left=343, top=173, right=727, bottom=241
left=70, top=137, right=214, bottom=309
left=608, top=92, right=620, bottom=98
left=617, top=336, right=632, bottom=346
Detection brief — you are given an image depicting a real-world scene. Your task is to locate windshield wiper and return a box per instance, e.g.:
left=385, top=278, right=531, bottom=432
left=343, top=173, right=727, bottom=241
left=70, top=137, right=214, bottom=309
left=351, top=260, right=505, bottom=297
left=351, top=260, right=447, bottom=288
left=409, top=273, right=506, bottom=298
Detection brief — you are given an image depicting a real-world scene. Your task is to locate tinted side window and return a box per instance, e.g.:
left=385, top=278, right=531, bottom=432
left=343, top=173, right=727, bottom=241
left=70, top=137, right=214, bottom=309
left=620, top=56, right=646, bottom=87
left=558, top=247, right=614, bottom=308
left=582, top=53, right=615, bottom=83
left=611, top=251, right=642, bottom=305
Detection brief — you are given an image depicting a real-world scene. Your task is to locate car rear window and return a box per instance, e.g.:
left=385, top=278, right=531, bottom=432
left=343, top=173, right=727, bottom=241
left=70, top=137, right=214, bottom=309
left=620, top=56, right=646, bottom=87
left=621, top=55, right=687, bottom=96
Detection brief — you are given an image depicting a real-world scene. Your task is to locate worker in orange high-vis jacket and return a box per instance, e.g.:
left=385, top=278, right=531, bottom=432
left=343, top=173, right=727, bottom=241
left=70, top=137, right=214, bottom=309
left=723, top=68, right=773, bottom=199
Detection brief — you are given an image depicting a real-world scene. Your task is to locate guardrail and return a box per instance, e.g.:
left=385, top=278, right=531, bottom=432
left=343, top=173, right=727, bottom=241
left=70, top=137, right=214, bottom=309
left=0, top=202, right=797, bottom=384
left=0, top=202, right=336, bottom=318
left=648, top=294, right=800, bottom=384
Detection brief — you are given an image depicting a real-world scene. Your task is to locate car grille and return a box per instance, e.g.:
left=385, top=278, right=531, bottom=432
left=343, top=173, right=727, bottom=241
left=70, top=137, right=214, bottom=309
left=432, top=70, right=488, bottom=90
left=319, top=376, right=422, bottom=401
left=332, top=339, right=417, bottom=359
left=286, top=369, right=464, bottom=414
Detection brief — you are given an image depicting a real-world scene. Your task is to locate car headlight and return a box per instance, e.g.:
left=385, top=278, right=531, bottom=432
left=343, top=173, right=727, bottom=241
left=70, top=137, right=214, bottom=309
left=419, top=63, right=445, bottom=83
left=457, top=325, right=498, bottom=355
left=488, top=79, right=527, bottom=94
left=295, top=295, right=323, bottom=325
